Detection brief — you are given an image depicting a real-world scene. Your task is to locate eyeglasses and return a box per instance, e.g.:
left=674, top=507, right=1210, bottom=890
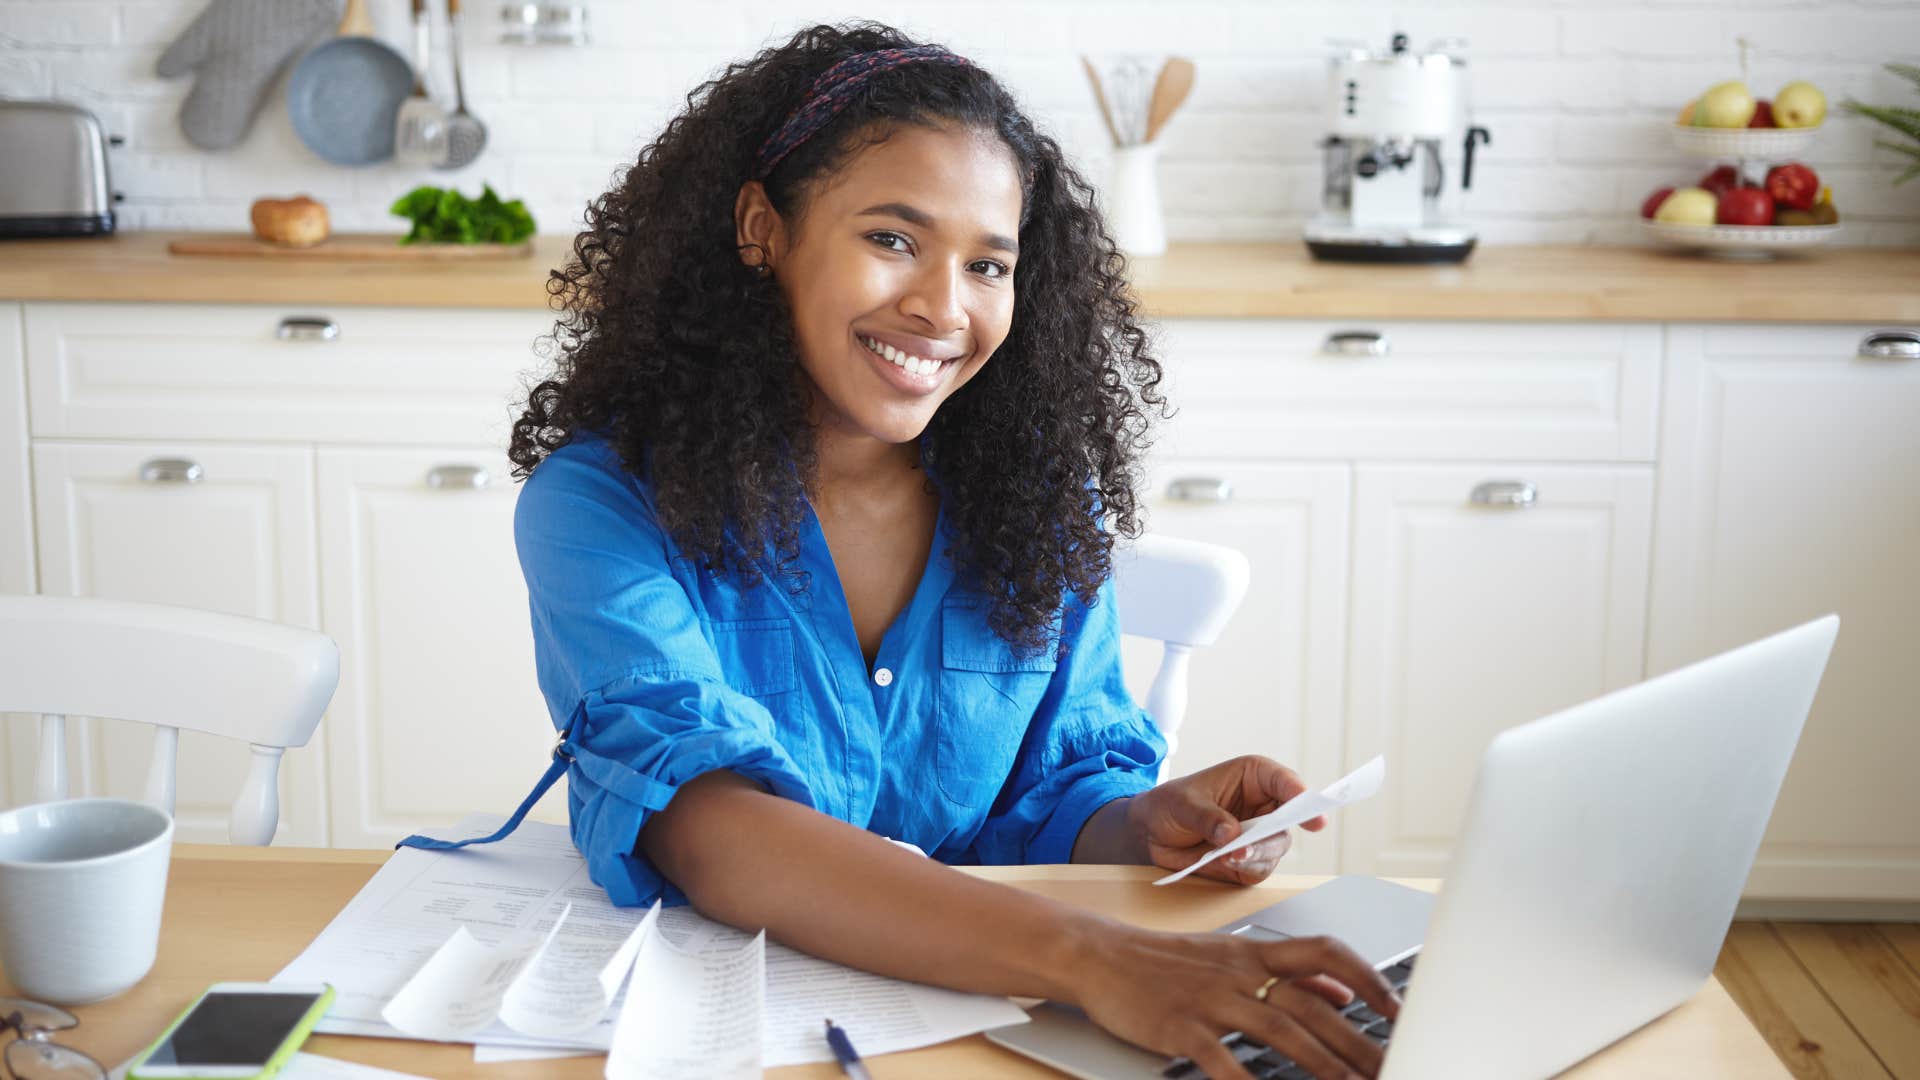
left=0, top=999, right=105, bottom=1080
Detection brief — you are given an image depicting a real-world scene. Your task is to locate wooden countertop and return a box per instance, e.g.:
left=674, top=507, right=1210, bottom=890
left=1, top=231, right=1915, bottom=323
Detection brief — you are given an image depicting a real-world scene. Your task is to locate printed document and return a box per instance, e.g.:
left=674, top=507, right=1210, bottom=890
left=1156, top=756, right=1387, bottom=885
left=272, top=815, right=1027, bottom=1064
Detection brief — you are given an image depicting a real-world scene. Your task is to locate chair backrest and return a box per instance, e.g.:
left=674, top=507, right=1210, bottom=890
left=0, top=595, right=339, bottom=845
left=1111, top=534, right=1250, bottom=780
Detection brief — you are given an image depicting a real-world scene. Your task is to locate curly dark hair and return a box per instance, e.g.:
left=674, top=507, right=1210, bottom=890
left=509, top=20, right=1165, bottom=657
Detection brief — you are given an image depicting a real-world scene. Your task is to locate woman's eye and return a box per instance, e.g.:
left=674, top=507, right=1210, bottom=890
left=868, top=231, right=911, bottom=253
left=971, top=259, right=1012, bottom=280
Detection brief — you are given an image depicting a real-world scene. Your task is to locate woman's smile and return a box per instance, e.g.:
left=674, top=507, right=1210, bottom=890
left=854, top=330, right=964, bottom=395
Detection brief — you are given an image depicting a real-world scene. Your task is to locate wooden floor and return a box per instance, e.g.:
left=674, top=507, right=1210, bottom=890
left=1716, top=920, right=1920, bottom=1078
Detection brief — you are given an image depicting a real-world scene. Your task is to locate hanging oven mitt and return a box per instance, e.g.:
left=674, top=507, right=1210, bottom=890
left=156, top=0, right=343, bottom=150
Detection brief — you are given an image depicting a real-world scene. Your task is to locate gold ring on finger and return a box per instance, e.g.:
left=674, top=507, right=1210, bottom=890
left=1253, top=975, right=1282, bottom=1003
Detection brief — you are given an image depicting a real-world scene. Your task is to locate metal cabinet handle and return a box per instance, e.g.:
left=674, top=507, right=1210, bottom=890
left=1859, top=330, right=1920, bottom=361
left=1323, top=330, right=1390, bottom=358
left=139, top=458, right=203, bottom=485
left=426, top=464, right=490, bottom=490
left=1470, top=480, right=1536, bottom=508
left=1167, top=477, right=1233, bottom=503
left=276, top=316, right=339, bottom=342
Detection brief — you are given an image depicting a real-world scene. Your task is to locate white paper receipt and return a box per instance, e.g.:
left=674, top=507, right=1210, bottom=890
left=1154, top=756, right=1386, bottom=886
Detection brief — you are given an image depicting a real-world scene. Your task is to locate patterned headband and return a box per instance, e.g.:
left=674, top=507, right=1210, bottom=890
left=752, top=46, right=973, bottom=180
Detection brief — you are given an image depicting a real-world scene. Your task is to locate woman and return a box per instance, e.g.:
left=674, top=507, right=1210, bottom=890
left=493, top=22, right=1396, bottom=1079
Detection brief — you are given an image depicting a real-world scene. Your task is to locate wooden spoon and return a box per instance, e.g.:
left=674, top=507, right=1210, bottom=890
left=1082, top=56, right=1123, bottom=147
left=1144, top=56, right=1196, bottom=144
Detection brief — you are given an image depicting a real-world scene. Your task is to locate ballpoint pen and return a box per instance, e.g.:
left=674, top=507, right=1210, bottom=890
left=824, top=1018, right=874, bottom=1080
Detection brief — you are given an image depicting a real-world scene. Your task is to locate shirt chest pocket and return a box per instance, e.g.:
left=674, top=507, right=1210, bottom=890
left=710, top=618, right=797, bottom=699
left=935, top=604, right=1057, bottom=808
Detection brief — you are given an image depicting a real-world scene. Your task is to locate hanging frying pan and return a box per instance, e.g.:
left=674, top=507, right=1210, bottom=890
left=286, top=0, right=413, bottom=165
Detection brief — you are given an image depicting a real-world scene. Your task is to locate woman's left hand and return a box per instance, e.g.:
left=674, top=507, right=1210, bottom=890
left=1125, top=756, right=1326, bottom=885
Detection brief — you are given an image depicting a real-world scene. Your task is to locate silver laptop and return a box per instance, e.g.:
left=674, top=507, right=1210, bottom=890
left=987, top=615, right=1839, bottom=1080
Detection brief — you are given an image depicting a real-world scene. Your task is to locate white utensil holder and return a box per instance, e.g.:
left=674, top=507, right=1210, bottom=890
left=1107, top=143, right=1166, bottom=257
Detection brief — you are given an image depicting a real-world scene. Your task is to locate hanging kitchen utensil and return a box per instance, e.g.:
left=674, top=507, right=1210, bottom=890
left=156, top=0, right=340, bottom=151
left=286, top=0, right=414, bottom=166
left=438, top=0, right=488, bottom=169
left=1144, top=56, right=1195, bottom=144
left=393, top=0, right=448, bottom=165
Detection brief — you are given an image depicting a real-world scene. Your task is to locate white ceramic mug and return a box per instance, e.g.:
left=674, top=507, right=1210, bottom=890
left=0, top=797, right=173, bottom=1004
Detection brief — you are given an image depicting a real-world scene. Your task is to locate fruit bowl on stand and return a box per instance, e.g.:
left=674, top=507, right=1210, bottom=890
left=1640, top=219, right=1839, bottom=260
left=1668, top=124, right=1819, bottom=160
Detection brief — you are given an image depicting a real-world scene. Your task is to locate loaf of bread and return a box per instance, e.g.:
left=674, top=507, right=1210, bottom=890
left=250, top=195, right=330, bottom=247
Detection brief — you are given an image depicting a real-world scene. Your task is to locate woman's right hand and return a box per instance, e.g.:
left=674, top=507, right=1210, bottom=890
left=1065, top=924, right=1402, bottom=1080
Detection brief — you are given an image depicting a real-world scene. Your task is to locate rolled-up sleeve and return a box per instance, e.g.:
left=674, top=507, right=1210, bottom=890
left=965, top=577, right=1166, bottom=865
left=516, top=443, right=814, bottom=906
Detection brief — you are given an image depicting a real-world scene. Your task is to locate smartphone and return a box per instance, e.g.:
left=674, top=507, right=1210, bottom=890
left=128, top=982, right=334, bottom=1080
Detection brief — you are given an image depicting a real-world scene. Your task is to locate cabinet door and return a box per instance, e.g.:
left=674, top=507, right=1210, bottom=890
left=1126, top=461, right=1350, bottom=874
left=1342, top=463, right=1653, bottom=877
left=318, top=447, right=561, bottom=849
left=1651, top=325, right=1920, bottom=901
left=1, top=304, right=28, bottom=807
left=1, top=304, right=28, bottom=597
left=29, top=441, right=326, bottom=845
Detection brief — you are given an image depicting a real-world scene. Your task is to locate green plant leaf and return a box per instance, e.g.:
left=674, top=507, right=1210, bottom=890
left=1841, top=100, right=1920, bottom=143
left=385, top=183, right=539, bottom=244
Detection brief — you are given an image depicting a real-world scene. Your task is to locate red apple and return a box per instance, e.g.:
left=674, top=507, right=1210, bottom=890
left=1699, top=165, right=1741, bottom=199
left=1717, top=186, right=1775, bottom=226
left=1765, top=162, right=1820, bottom=211
left=1641, top=186, right=1676, bottom=219
left=1748, top=100, right=1776, bottom=128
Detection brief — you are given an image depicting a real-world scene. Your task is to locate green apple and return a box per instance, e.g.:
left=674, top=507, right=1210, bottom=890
left=1774, top=81, right=1826, bottom=128
left=1693, top=81, right=1757, bottom=128
left=1654, top=187, right=1718, bottom=225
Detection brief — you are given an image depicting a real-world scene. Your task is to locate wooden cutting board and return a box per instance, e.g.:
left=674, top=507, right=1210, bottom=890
left=167, top=234, right=535, bottom=259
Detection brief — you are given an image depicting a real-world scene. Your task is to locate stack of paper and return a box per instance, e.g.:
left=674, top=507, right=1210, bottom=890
left=272, top=815, right=1028, bottom=1074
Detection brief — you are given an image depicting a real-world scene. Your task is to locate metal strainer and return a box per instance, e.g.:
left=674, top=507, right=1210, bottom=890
left=439, top=0, right=487, bottom=169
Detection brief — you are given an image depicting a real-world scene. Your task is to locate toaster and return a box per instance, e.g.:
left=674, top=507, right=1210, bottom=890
left=0, top=99, right=121, bottom=239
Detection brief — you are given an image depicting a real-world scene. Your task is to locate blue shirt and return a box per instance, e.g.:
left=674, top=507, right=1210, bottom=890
left=513, top=432, right=1166, bottom=907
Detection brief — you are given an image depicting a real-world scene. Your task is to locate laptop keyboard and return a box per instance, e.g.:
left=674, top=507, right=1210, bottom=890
left=1162, top=954, right=1417, bottom=1079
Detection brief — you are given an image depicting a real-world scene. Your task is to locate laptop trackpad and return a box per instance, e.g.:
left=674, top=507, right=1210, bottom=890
left=1221, top=875, right=1434, bottom=967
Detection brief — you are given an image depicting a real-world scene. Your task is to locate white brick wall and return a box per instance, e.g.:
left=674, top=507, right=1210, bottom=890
left=3, top=0, right=1917, bottom=245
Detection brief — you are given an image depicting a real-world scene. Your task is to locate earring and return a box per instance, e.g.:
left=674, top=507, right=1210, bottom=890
left=751, top=263, right=771, bottom=279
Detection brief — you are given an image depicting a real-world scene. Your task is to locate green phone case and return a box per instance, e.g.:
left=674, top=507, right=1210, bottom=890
left=127, top=984, right=336, bottom=1080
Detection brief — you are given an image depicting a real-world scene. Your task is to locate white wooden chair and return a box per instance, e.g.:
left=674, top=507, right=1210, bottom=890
left=0, top=595, right=339, bottom=845
left=1112, top=534, right=1251, bottom=782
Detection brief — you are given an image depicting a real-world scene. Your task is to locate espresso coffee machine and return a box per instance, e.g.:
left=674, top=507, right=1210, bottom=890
left=1304, top=33, right=1492, bottom=263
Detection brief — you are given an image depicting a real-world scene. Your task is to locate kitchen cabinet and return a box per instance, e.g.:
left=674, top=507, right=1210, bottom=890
left=1, top=305, right=28, bottom=597
left=316, top=446, right=563, bottom=848
left=1, top=303, right=30, bottom=808
left=1340, top=463, right=1654, bottom=878
left=1133, top=321, right=1659, bottom=877
left=1648, top=324, right=1920, bottom=902
left=1123, top=460, right=1350, bottom=875
left=28, top=440, right=327, bottom=845
left=11, top=301, right=552, bottom=848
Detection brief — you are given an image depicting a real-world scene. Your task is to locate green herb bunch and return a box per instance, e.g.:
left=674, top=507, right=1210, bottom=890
left=1840, top=62, right=1920, bottom=186
left=389, top=184, right=537, bottom=243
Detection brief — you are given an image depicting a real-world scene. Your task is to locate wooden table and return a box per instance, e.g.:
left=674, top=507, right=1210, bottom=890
left=5, top=844, right=1786, bottom=1078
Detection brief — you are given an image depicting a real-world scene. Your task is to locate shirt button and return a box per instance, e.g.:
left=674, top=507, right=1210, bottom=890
left=873, top=667, right=894, bottom=687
